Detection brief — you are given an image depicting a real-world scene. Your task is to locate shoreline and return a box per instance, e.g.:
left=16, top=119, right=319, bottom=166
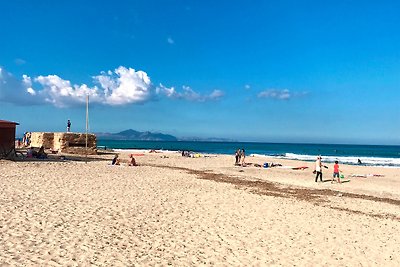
left=110, top=147, right=400, bottom=168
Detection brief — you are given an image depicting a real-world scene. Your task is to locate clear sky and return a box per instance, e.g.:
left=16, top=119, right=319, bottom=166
left=1, top=0, right=399, bottom=145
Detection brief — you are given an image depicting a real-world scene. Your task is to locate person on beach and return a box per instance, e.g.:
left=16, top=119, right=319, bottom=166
left=27, top=147, right=34, bottom=158
left=241, top=149, right=246, bottom=166
left=332, top=160, right=341, bottom=183
left=235, top=149, right=241, bottom=165
left=24, top=132, right=31, bottom=147
left=22, top=132, right=27, bottom=146
left=67, top=119, right=71, bottom=132
left=37, top=146, right=47, bottom=159
left=315, top=156, right=323, bottom=182
left=129, top=154, right=137, bottom=166
left=112, top=154, right=120, bottom=165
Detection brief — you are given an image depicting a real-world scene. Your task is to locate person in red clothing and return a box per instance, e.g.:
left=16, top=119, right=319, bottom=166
left=332, top=160, right=341, bottom=183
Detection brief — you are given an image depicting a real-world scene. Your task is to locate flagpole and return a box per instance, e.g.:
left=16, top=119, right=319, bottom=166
left=85, top=94, right=89, bottom=163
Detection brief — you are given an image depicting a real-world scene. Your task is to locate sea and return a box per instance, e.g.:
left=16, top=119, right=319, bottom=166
left=97, top=140, right=400, bottom=168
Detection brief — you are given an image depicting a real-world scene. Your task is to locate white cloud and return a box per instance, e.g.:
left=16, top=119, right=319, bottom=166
left=157, top=84, right=224, bottom=102
left=208, top=89, right=224, bottom=100
left=0, top=66, right=152, bottom=107
left=33, top=75, right=102, bottom=107
left=167, top=37, right=175, bottom=44
left=244, top=84, right=251, bottom=90
left=94, top=66, right=152, bottom=106
left=0, top=67, right=41, bottom=105
left=257, top=89, right=307, bottom=100
left=0, top=66, right=224, bottom=107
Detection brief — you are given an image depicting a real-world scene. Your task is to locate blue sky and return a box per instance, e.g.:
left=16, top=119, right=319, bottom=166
left=1, top=0, right=399, bottom=145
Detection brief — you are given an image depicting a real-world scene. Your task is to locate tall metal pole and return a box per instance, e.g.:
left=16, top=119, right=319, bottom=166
left=85, top=94, right=89, bottom=163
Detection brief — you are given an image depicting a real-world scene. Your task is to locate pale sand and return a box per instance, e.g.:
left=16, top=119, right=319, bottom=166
left=1, top=151, right=399, bottom=266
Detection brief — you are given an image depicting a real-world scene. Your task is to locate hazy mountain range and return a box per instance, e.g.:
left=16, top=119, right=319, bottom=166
left=96, top=129, right=177, bottom=141
left=96, top=129, right=235, bottom=142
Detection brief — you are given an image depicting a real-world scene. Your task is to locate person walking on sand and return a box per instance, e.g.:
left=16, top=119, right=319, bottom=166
left=67, top=119, right=71, bottom=132
left=315, top=156, right=323, bottom=182
left=332, top=160, right=341, bottom=184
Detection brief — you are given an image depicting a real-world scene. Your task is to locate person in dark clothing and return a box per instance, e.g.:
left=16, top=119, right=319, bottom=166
left=235, top=149, right=240, bottom=165
left=37, top=146, right=47, bottom=159
left=112, top=154, right=120, bottom=165
left=67, top=119, right=71, bottom=132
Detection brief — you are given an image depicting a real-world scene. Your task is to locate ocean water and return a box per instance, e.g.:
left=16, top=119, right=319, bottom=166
left=97, top=140, right=400, bottom=167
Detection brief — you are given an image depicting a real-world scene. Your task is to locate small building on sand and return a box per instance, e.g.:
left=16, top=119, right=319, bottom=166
left=0, top=120, right=19, bottom=158
left=30, top=132, right=97, bottom=155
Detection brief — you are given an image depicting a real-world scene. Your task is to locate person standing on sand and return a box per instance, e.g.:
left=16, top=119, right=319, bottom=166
left=235, top=149, right=240, bottom=165
left=315, top=156, right=323, bottom=182
left=241, top=149, right=246, bottom=166
left=332, top=160, right=341, bottom=184
left=67, top=119, right=71, bottom=132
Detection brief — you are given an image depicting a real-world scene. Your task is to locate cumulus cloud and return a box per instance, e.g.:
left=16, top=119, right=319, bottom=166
left=0, top=66, right=153, bottom=107
left=244, top=84, right=251, bottom=90
left=157, top=84, right=224, bottom=102
left=33, top=75, right=103, bottom=107
left=94, top=67, right=152, bottom=106
left=0, top=66, right=224, bottom=107
left=257, top=89, right=307, bottom=100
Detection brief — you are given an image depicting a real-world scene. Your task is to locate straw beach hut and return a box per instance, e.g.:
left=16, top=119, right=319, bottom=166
left=0, top=120, right=19, bottom=159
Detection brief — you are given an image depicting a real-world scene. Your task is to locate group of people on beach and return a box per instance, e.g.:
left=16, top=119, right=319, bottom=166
left=26, top=146, right=47, bottom=159
left=112, top=154, right=137, bottom=166
left=235, top=149, right=246, bottom=166
left=315, top=156, right=342, bottom=183
left=232, top=149, right=344, bottom=183
left=22, top=132, right=32, bottom=147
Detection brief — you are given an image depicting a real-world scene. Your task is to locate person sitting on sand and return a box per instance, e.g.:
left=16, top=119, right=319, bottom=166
left=129, top=154, right=137, bottom=166
left=27, top=147, right=34, bottom=158
left=112, top=154, right=120, bottom=165
left=36, top=146, right=47, bottom=159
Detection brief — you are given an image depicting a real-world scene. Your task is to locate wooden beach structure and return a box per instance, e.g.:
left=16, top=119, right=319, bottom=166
left=0, top=120, right=19, bottom=159
left=30, top=132, right=97, bottom=155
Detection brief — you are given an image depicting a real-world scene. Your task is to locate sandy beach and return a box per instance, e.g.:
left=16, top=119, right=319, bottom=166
left=1, top=151, right=399, bottom=266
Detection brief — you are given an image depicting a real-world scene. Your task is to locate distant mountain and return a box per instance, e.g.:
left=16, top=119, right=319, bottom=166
left=96, top=129, right=178, bottom=141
